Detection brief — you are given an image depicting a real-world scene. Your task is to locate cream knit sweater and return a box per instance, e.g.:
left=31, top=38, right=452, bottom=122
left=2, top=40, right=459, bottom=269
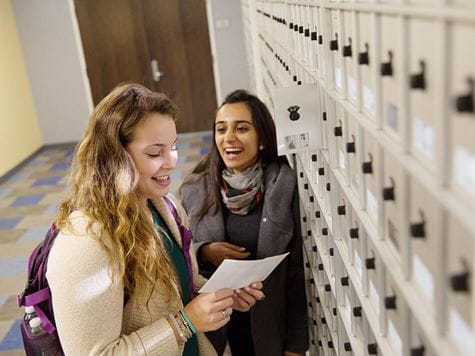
left=47, top=197, right=217, bottom=356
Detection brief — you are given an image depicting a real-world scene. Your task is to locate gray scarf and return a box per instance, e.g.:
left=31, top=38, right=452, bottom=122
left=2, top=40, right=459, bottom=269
left=221, top=161, right=265, bottom=215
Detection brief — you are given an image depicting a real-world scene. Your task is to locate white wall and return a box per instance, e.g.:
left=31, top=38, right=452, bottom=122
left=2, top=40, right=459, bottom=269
left=207, top=0, right=251, bottom=105
left=11, top=0, right=92, bottom=144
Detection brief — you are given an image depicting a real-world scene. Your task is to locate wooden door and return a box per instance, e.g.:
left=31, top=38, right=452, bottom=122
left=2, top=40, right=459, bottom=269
left=74, top=0, right=216, bottom=132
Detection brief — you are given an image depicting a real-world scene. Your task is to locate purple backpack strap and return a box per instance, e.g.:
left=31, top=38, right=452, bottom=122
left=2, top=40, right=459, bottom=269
left=163, top=196, right=195, bottom=299
left=18, top=223, right=59, bottom=334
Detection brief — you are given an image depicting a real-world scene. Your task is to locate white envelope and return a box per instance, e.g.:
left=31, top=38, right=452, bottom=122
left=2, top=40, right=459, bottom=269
left=199, top=253, right=289, bottom=293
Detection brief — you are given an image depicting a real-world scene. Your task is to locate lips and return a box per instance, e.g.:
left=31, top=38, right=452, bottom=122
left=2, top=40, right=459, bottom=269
left=151, top=175, right=170, bottom=186
left=223, top=147, right=243, bottom=157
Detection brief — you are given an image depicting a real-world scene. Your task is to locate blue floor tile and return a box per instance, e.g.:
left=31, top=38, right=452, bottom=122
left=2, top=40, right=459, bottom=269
left=7, top=172, right=29, bottom=182
left=32, top=176, right=62, bottom=186
left=0, top=256, right=28, bottom=276
left=45, top=203, right=58, bottom=214
left=10, top=194, right=44, bottom=208
left=0, top=320, right=23, bottom=351
left=51, top=162, right=71, bottom=170
left=200, top=146, right=211, bottom=155
left=19, top=226, right=51, bottom=242
left=202, top=134, right=212, bottom=142
left=0, top=217, right=22, bottom=230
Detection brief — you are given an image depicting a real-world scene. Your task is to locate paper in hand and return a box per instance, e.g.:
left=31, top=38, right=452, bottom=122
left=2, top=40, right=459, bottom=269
left=199, top=252, right=289, bottom=293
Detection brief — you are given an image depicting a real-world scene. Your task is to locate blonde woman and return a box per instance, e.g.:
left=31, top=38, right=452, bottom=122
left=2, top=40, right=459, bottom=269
left=46, top=83, right=264, bottom=355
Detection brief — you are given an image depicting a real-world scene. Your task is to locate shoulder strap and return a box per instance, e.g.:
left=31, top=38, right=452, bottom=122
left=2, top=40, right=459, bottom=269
left=163, top=196, right=195, bottom=299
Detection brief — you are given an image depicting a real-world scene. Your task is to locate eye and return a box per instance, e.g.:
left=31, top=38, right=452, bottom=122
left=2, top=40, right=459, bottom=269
left=215, top=126, right=226, bottom=134
left=146, top=153, right=161, bottom=158
left=236, top=126, right=249, bottom=132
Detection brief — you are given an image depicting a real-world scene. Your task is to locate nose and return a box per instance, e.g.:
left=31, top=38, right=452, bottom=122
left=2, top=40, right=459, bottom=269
left=162, top=149, right=178, bottom=170
left=223, top=127, right=236, bottom=142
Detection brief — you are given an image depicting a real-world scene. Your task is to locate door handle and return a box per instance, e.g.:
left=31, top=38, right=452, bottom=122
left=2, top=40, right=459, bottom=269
left=151, top=59, right=165, bottom=82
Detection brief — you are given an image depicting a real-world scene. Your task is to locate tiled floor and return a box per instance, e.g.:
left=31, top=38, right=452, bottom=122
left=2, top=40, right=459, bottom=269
left=0, top=131, right=212, bottom=354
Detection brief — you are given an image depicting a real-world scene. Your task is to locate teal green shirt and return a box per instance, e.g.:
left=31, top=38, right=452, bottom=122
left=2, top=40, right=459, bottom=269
left=149, top=201, right=199, bottom=356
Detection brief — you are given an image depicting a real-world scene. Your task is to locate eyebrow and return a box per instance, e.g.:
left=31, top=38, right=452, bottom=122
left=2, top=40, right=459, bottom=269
left=214, top=120, right=254, bottom=126
left=146, top=137, right=178, bottom=148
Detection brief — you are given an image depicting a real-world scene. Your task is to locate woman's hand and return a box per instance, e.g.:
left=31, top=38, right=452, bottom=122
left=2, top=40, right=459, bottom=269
left=231, top=282, right=265, bottom=312
left=184, top=289, right=234, bottom=332
left=200, top=242, right=251, bottom=266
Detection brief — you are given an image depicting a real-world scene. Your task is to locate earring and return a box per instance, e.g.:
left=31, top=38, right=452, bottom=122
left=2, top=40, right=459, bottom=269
left=259, top=145, right=264, bottom=150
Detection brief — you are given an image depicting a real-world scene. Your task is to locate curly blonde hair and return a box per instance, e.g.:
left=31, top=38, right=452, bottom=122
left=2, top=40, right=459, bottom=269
left=56, top=83, right=179, bottom=302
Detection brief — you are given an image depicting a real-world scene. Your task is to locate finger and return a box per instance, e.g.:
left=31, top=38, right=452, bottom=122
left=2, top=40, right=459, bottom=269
left=250, top=281, right=263, bottom=290
left=213, top=288, right=234, bottom=301
left=225, top=250, right=252, bottom=259
left=232, top=294, right=251, bottom=312
left=221, top=242, right=247, bottom=252
left=210, top=296, right=234, bottom=313
left=234, top=289, right=254, bottom=306
left=244, top=286, right=265, bottom=301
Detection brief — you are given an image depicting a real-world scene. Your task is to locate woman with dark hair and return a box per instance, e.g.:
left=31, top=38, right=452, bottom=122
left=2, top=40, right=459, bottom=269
left=46, top=84, right=264, bottom=355
left=180, top=90, right=308, bottom=356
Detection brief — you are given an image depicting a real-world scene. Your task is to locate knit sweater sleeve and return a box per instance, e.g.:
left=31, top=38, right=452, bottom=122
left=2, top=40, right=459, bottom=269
left=46, top=213, right=180, bottom=356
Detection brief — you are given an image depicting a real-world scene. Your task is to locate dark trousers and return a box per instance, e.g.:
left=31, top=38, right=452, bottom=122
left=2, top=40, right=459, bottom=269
left=206, top=311, right=256, bottom=356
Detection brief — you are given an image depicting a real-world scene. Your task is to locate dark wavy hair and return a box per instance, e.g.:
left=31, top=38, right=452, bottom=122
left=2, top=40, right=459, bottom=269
left=180, top=89, right=286, bottom=219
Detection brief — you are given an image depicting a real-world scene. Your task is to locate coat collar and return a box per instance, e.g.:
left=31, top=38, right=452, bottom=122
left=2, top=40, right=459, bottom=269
left=149, top=197, right=183, bottom=248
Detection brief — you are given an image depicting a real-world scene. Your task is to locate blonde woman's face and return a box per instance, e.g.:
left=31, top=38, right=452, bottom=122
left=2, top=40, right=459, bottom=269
left=126, top=113, right=177, bottom=202
left=215, top=102, right=259, bottom=173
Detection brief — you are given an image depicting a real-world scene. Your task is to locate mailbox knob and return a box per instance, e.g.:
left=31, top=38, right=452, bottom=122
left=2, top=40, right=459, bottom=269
left=337, top=205, right=346, bottom=215
left=350, top=228, right=359, bottom=239
left=383, top=186, right=395, bottom=201
left=346, top=142, right=356, bottom=153
left=366, top=257, right=376, bottom=269
left=451, top=271, right=470, bottom=292
left=410, top=222, right=425, bottom=238
left=334, top=126, right=343, bottom=137
left=384, top=296, right=397, bottom=310
left=362, top=160, right=373, bottom=174
left=344, top=342, right=352, bottom=351
left=368, top=343, right=378, bottom=355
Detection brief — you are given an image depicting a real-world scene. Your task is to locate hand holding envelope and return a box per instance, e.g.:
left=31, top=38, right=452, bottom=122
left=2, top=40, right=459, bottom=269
left=199, top=252, right=290, bottom=293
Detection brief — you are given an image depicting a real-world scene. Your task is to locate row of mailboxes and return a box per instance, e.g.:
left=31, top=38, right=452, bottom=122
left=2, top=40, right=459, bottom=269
left=295, top=152, right=474, bottom=356
left=256, top=4, right=475, bottom=208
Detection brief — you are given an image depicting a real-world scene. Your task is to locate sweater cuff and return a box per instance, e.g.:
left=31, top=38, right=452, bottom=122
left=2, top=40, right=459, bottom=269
left=135, top=317, right=181, bottom=355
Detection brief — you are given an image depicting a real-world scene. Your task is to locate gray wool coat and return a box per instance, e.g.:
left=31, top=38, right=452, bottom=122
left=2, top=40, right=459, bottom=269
left=181, top=161, right=309, bottom=355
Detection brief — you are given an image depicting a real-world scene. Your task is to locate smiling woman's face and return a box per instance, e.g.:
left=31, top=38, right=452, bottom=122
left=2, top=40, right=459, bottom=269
left=126, top=113, right=177, bottom=201
left=214, top=102, right=260, bottom=173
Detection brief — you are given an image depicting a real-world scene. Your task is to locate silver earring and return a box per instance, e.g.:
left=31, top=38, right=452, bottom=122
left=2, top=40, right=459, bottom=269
left=259, top=145, right=264, bottom=150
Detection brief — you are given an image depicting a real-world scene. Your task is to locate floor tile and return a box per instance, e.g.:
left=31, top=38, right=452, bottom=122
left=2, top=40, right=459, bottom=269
left=18, top=226, right=51, bottom=243
left=0, top=297, right=22, bottom=321
left=39, top=192, right=67, bottom=206
left=6, top=172, right=29, bottom=183
left=0, top=321, right=13, bottom=346
left=10, top=195, right=43, bottom=208
left=0, top=298, right=6, bottom=309
left=0, top=218, right=22, bottom=231
left=0, top=320, right=22, bottom=351
left=0, top=257, right=28, bottom=276
left=32, top=176, right=62, bottom=187
left=0, top=277, right=26, bottom=296
left=51, top=162, right=71, bottom=170
left=0, top=230, right=26, bottom=245
left=14, top=215, right=55, bottom=230
left=0, top=190, right=9, bottom=200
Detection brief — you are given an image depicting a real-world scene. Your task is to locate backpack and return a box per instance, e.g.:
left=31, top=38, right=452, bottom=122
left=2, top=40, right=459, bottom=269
left=17, top=196, right=193, bottom=355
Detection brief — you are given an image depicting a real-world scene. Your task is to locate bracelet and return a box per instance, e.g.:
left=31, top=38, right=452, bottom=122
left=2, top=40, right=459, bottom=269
left=168, top=314, right=188, bottom=344
left=175, top=312, right=193, bottom=340
left=179, top=309, right=197, bottom=335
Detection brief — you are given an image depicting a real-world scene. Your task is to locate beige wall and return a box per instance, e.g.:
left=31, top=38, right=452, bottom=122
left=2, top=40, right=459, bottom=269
left=0, top=0, right=42, bottom=176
